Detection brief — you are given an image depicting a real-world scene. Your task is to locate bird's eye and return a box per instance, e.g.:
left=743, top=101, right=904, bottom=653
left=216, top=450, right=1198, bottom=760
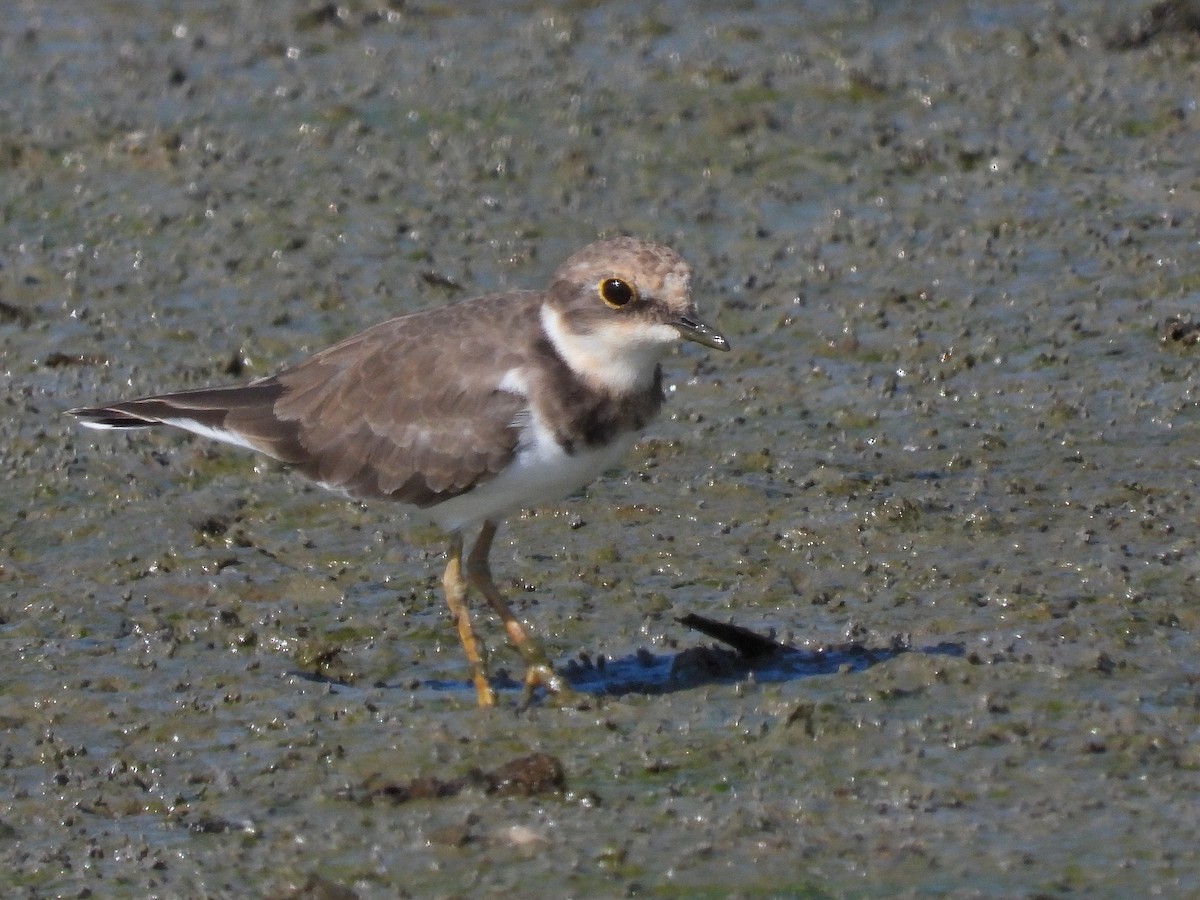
left=598, top=277, right=637, bottom=308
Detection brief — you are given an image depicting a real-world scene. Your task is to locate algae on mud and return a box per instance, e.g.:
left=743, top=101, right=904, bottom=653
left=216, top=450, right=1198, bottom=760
left=4, top=0, right=1200, bottom=896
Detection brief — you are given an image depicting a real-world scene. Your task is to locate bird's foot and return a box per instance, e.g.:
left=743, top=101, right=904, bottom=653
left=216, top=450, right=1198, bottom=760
left=518, top=663, right=580, bottom=710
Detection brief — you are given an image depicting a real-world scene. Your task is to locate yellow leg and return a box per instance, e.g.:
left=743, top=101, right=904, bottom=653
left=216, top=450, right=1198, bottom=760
left=466, top=520, right=577, bottom=706
left=442, top=531, right=495, bottom=707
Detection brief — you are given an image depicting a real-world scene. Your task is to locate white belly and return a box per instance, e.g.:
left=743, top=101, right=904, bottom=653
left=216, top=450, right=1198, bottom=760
left=423, top=422, right=637, bottom=533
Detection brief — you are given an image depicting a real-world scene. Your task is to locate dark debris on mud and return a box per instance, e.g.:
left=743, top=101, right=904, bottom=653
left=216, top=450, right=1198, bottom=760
left=1159, top=315, right=1200, bottom=345
left=355, top=752, right=567, bottom=806
left=1107, top=0, right=1200, bottom=49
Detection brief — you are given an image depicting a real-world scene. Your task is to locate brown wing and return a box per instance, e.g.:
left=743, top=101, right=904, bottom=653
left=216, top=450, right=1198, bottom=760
left=249, top=293, right=540, bottom=506
left=71, top=292, right=540, bottom=508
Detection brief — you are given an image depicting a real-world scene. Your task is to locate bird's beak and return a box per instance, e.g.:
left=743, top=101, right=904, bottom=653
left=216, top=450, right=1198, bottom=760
left=675, top=314, right=730, bottom=351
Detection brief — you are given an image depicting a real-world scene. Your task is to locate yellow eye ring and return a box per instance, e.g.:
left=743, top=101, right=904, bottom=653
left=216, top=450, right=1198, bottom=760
left=598, top=277, right=637, bottom=308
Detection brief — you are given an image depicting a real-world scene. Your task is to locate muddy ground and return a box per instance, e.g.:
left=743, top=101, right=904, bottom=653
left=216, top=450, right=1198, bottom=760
left=4, top=0, right=1200, bottom=896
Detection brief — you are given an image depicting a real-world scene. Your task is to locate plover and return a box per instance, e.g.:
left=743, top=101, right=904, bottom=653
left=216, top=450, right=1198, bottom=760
left=69, top=237, right=729, bottom=706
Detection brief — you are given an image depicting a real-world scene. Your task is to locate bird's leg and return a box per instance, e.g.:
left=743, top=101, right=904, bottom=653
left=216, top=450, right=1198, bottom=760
left=466, top=519, right=577, bottom=706
left=442, top=531, right=495, bottom=707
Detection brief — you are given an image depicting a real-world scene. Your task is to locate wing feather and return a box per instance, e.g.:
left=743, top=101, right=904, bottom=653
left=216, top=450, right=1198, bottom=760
left=270, top=295, right=536, bottom=505
left=69, top=292, right=542, bottom=509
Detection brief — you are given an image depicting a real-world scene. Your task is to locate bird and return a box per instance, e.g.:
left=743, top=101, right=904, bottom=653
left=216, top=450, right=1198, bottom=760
left=68, top=237, right=730, bottom=707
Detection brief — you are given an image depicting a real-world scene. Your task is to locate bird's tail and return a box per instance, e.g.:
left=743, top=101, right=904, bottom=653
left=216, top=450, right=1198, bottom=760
left=67, top=380, right=290, bottom=457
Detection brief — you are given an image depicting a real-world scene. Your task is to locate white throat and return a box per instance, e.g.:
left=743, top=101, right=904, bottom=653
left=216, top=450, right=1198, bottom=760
left=539, top=303, right=677, bottom=394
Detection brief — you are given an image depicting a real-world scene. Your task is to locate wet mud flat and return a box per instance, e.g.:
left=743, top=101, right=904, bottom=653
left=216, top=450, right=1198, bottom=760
left=4, top=0, right=1200, bottom=896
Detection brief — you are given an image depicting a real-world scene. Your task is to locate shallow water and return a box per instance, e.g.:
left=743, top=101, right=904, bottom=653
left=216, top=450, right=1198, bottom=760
left=5, top=0, right=1200, bottom=896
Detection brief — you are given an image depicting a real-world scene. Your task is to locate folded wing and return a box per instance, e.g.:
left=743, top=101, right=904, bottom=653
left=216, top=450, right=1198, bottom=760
left=69, top=295, right=535, bottom=508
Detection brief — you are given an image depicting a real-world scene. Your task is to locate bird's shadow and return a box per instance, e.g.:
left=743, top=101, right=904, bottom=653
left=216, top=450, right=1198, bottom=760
left=409, top=613, right=964, bottom=701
